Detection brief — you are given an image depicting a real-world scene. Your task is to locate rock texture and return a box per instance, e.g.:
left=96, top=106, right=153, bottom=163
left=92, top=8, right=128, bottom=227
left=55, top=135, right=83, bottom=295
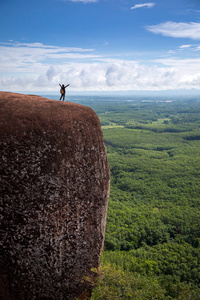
left=0, top=92, right=110, bottom=300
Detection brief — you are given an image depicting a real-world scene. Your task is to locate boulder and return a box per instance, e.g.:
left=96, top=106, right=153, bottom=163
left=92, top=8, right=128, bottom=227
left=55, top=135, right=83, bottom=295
left=0, top=92, right=110, bottom=300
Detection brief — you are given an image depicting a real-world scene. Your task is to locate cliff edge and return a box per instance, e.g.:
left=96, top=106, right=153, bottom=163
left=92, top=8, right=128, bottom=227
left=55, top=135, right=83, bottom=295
left=0, top=92, right=110, bottom=300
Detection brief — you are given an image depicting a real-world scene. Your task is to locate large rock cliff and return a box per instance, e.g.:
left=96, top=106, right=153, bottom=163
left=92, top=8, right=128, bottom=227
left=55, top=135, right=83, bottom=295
left=0, top=92, right=110, bottom=300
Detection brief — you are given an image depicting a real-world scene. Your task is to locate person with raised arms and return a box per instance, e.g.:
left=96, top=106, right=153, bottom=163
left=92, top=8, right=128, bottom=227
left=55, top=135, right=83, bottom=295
left=59, top=83, right=70, bottom=101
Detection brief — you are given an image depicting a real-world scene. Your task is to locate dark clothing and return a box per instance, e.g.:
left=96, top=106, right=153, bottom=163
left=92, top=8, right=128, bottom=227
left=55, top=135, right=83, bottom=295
left=59, top=84, right=69, bottom=101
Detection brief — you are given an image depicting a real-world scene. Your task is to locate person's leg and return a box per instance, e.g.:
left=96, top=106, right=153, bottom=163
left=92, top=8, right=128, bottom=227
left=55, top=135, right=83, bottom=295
left=63, top=93, right=65, bottom=101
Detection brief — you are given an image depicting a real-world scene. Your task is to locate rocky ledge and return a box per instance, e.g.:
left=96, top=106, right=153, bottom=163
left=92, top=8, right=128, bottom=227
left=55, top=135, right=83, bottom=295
left=0, top=92, right=110, bottom=300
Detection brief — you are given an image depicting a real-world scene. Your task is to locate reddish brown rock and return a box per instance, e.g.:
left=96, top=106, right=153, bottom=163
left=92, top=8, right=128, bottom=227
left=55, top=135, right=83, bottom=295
left=0, top=92, right=110, bottom=300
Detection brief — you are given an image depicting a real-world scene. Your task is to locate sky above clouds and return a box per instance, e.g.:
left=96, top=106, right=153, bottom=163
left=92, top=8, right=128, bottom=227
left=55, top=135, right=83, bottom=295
left=0, top=0, right=200, bottom=93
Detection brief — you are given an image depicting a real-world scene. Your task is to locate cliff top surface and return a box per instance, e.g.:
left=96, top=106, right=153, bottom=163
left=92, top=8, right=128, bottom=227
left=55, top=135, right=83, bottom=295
left=0, top=91, right=99, bottom=136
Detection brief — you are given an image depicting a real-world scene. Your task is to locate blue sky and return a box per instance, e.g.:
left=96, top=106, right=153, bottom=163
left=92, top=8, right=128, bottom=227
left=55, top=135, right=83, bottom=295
left=0, top=0, right=200, bottom=93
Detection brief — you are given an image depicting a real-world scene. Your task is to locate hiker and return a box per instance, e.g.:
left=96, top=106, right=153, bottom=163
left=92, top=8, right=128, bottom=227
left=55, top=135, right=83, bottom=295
left=59, top=83, right=70, bottom=101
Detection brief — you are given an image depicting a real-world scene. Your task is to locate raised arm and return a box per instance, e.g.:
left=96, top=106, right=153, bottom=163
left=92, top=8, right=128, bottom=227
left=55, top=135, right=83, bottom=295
left=65, top=84, right=70, bottom=88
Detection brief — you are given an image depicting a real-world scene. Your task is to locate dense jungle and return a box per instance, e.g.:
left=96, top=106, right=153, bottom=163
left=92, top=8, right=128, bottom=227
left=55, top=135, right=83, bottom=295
left=79, top=95, right=200, bottom=299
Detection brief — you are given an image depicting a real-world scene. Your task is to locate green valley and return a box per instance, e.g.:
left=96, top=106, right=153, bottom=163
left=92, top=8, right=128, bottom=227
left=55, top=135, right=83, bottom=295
left=88, top=97, right=200, bottom=299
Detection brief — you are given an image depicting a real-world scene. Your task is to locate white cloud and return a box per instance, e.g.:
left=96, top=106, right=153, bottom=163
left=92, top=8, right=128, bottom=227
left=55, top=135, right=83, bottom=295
left=179, top=45, right=192, bottom=49
left=176, top=44, right=200, bottom=52
left=0, top=41, right=94, bottom=52
left=0, top=42, right=99, bottom=76
left=146, top=22, right=200, bottom=40
left=1, top=41, right=200, bottom=92
left=153, top=57, right=200, bottom=87
left=131, top=3, right=155, bottom=10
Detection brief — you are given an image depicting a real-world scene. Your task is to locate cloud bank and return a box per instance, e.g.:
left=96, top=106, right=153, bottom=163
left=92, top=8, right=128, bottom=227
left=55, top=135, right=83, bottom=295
left=146, top=22, right=200, bottom=40
left=131, top=3, right=155, bottom=10
left=1, top=42, right=200, bottom=92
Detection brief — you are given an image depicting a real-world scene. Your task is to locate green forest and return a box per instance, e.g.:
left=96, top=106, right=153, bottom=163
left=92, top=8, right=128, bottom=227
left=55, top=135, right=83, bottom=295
left=83, top=96, right=200, bottom=299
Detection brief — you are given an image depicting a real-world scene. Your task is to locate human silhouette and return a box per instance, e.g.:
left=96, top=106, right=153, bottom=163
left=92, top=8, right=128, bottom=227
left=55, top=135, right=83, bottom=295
left=59, top=83, right=70, bottom=101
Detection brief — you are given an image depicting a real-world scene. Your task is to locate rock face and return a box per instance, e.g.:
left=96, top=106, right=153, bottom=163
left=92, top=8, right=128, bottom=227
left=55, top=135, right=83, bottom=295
left=0, top=92, right=110, bottom=300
